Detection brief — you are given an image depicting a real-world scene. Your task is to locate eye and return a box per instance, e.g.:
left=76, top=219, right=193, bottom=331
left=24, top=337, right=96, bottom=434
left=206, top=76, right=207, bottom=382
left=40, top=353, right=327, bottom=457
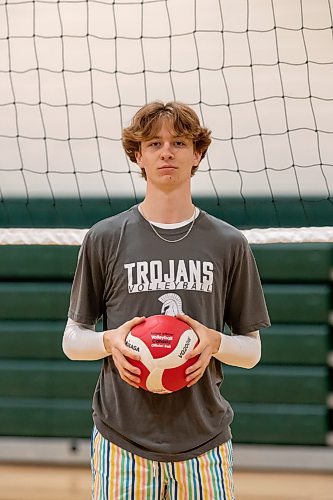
left=148, top=141, right=160, bottom=148
left=175, top=140, right=186, bottom=147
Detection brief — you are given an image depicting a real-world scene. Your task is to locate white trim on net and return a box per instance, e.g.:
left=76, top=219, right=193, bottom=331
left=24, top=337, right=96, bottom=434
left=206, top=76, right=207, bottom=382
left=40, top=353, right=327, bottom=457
left=0, top=228, right=89, bottom=246
left=0, top=227, right=333, bottom=245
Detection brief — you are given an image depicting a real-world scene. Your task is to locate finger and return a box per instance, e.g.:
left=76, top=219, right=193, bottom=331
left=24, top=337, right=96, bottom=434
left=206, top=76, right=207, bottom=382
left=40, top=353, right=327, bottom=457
left=123, top=377, right=140, bottom=389
left=123, top=358, right=141, bottom=375
left=185, top=361, right=201, bottom=375
left=186, top=349, right=211, bottom=374
left=176, top=314, right=199, bottom=329
left=185, top=343, right=203, bottom=360
left=186, top=370, right=204, bottom=387
left=187, top=377, right=201, bottom=388
left=127, top=382, right=140, bottom=389
left=186, top=341, right=211, bottom=360
left=118, top=336, right=141, bottom=360
left=125, top=316, right=146, bottom=330
left=114, top=363, right=141, bottom=388
left=113, top=350, right=141, bottom=374
left=123, top=369, right=141, bottom=385
left=124, top=345, right=141, bottom=361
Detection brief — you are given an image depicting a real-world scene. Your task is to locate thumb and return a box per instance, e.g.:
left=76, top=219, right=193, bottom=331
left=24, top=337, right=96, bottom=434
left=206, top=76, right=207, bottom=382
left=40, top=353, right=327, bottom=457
left=125, top=316, right=146, bottom=330
left=185, top=340, right=204, bottom=360
left=177, top=313, right=198, bottom=330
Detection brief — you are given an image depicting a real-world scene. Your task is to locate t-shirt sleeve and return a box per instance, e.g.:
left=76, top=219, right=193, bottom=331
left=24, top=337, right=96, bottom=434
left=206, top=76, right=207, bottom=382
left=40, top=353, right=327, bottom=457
left=224, top=237, right=271, bottom=335
left=68, top=230, right=105, bottom=325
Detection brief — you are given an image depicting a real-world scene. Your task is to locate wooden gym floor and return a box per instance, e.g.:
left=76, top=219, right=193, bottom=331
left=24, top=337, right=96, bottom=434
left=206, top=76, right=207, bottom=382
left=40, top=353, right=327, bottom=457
left=0, top=464, right=332, bottom=500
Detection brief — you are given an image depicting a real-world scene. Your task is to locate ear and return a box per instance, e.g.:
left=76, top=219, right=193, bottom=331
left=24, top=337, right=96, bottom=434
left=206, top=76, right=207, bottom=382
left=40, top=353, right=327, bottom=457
left=193, top=150, right=202, bottom=167
left=135, top=151, right=142, bottom=165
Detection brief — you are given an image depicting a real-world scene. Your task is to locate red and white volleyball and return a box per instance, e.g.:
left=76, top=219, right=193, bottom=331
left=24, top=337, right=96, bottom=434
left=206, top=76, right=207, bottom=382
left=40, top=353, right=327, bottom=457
left=126, top=315, right=199, bottom=394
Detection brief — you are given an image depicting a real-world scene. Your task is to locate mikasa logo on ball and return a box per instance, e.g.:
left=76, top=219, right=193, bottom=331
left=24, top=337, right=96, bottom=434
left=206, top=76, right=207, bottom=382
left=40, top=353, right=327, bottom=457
left=124, top=259, right=213, bottom=293
left=125, top=339, right=139, bottom=352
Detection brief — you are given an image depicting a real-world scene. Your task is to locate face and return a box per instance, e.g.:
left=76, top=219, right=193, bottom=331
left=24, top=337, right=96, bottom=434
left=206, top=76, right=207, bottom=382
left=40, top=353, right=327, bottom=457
left=134, top=120, right=202, bottom=190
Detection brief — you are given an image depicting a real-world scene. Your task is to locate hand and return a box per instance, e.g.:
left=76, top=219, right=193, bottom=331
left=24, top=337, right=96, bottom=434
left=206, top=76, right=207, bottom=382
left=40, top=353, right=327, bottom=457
left=103, top=316, right=145, bottom=389
left=177, top=314, right=221, bottom=388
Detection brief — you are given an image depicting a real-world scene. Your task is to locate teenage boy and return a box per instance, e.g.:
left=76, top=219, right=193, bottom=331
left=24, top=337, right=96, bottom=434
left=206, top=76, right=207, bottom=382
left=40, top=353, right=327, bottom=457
left=63, top=101, right=270, bottom=499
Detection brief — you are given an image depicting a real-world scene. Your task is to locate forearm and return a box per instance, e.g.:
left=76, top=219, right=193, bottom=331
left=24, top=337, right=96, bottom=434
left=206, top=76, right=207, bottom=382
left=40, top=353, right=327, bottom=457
left=62, top=318, right=109, bottom=360
left=213, top=331, right=261, bottom=369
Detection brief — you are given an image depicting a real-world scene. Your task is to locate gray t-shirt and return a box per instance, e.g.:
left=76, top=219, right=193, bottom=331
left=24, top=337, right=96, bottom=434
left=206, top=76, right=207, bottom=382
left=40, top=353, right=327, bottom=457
left=68, top=205, right=270, bottom=461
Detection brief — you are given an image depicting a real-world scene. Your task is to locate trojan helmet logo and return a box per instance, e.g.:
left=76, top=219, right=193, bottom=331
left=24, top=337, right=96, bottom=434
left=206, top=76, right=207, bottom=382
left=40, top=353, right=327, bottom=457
left=158, top=293, right=184, bottom=316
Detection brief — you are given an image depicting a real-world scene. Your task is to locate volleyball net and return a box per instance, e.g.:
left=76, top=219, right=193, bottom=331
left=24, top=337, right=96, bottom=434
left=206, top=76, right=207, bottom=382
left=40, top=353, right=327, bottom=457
left=0, top=0, right=332, bottom=244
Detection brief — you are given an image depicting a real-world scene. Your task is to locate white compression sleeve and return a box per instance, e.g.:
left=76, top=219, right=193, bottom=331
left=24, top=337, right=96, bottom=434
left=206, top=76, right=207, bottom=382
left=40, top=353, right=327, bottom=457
left=62, top=318, right=109, bottom=360
left=213, top=331, right=261, bottom=369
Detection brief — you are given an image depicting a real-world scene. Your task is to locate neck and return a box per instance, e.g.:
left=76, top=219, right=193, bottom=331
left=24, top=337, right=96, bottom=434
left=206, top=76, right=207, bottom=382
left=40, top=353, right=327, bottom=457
left=140, top=186, right=194, bottom=224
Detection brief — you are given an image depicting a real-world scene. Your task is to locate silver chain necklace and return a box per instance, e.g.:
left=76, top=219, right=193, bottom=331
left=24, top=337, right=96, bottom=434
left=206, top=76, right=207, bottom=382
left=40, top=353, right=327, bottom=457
left=139, top=205, right=197, bottom=243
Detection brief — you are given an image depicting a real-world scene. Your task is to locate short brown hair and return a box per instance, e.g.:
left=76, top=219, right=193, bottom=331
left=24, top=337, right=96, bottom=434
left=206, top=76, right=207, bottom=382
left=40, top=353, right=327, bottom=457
left=122, top=101, right=211, bottom=177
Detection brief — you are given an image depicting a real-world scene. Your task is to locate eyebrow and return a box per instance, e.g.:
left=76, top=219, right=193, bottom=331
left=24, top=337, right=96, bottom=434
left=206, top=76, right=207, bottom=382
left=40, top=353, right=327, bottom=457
left=147, top=134, right=187, bottom=140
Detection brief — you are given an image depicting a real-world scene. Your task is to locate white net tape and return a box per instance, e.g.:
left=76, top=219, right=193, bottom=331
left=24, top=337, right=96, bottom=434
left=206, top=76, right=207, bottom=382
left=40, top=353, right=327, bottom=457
left=1, top=227, right=333, bottom=246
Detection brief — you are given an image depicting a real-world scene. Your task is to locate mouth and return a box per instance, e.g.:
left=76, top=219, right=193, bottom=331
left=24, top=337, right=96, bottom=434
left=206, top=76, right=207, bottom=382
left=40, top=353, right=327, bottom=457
left=158, top=164, right=177, bottom=170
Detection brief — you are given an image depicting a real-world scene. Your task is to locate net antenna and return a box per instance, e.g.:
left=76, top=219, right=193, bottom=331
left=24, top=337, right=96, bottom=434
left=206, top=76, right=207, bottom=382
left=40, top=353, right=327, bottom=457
left=0, top=0, right=332, bottom=244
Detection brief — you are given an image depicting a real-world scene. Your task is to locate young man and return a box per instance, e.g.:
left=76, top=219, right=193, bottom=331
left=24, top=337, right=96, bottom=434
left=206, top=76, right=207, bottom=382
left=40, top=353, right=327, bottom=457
left=63, top=101, right=270, bottom=499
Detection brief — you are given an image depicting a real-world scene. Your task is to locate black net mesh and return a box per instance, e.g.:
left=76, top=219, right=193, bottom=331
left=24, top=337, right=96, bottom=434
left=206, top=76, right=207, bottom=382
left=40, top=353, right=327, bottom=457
left=0, top=0, right=332, bottom=228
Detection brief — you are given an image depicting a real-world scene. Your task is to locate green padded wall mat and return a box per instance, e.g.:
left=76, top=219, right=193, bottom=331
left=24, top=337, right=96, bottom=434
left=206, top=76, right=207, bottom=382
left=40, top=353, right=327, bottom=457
left=0, top=361, right=327, bottom=405
left=260, top=324, right=330, bottom=365
left=0, top=283, right=330, bottom=322
left=0, top=320, right=102, bottom=359
left=0, top=322, right=329, bottom=364
left=231, top=403, right=328, bottom=445
left=0, top=321, right=66, bottom=359
left=0, top=398, right=92, bottom=438
left=0, top=246, right=79, bottom=279
left=252, top=243, right=333, bottom=282
left=0, top=282, right=71, bottom=320
left=0, top=398, right=327, bottom=444
left=1, top=197, right=332, bottom=228
left=263, top=284, right=331, bottom=324
left=0, top=203, right=332, bottom=446
left=0, top=243, right=331, bottom=281
left=0, top=360, right=100, bottom=399
left=222, top=365, right=328, bottom=405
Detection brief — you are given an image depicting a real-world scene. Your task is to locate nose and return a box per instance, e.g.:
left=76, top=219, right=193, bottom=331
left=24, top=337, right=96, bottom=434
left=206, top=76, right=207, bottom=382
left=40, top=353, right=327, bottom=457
left=160, top=142, right=174, bottom=160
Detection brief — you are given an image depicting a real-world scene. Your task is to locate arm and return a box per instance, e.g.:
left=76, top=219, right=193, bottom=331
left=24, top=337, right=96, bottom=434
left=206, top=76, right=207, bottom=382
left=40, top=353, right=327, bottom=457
left=62, top=316, right=146, bottom=388
left=213, top=330, right=261, bottom=369
left=62, top=318, right=108, bottom=361
left=65, top=229, right=146, bottom=386
left=177, top=314, right=261, bottom=387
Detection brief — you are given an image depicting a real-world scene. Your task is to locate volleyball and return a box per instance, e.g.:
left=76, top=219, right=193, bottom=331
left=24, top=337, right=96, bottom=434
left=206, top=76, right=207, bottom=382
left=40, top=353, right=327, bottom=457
left=126, top=315, right=199, bottom=394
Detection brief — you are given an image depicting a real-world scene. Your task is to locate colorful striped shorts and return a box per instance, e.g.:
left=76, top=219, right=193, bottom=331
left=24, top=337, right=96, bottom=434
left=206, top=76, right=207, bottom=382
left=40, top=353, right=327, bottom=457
left=91, top=426, right=234, bottom=499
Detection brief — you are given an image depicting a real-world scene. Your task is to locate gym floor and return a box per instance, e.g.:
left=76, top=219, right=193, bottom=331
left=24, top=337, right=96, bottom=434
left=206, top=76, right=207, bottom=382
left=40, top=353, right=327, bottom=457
left=0, top=464, right=332, bottom=500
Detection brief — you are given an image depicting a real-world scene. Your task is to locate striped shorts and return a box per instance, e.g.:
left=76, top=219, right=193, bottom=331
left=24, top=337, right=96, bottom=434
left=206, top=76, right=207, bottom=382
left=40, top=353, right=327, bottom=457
left=91, top=426, right=234, bottom=500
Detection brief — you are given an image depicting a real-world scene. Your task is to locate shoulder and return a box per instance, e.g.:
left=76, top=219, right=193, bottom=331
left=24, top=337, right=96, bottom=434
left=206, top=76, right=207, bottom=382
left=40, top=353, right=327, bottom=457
left=85, top=206, right=139, bottom=242
left=79, top=206, right=140, bottom=257
left=199, top=210, right=248, bottom=249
